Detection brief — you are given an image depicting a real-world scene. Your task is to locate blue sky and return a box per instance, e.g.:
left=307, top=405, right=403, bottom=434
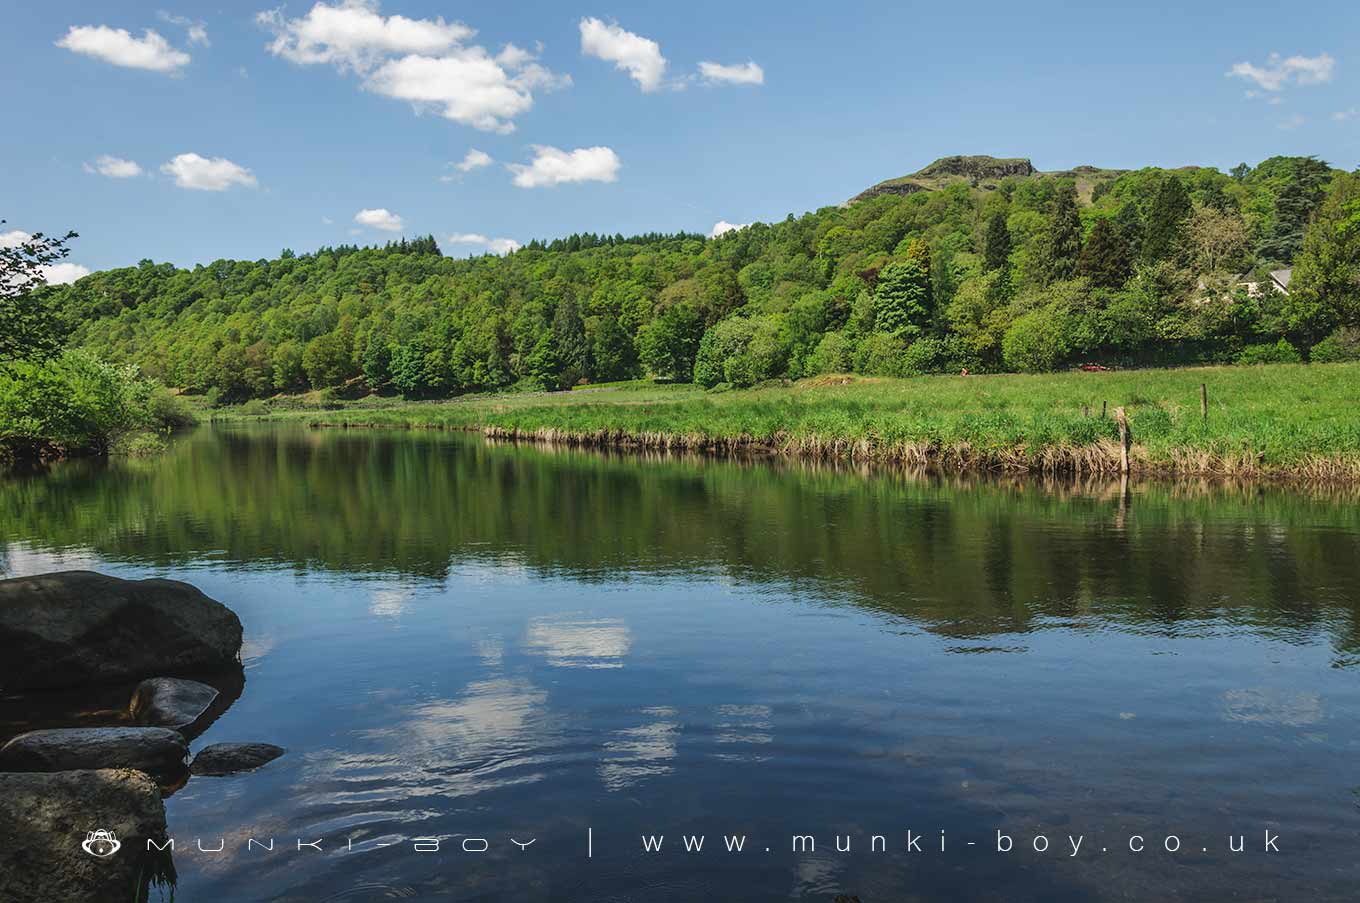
left=3, top=0, right=1358, bottom=278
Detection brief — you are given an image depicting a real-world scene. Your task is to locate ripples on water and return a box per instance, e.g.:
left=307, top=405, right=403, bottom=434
left=2, top=425, right=1359, bottom=901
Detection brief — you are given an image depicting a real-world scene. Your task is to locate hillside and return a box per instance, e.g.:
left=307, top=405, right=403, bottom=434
left=42, top=154, right=1360, bottom=404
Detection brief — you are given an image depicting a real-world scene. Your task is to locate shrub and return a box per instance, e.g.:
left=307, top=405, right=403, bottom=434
left=900, top=336, right=977, bottom=375
left=1003, top=307, right=1070, bottom=373
left=0, top=350, right=192, bottom=455
left=694, top=317, right=789, bottom=388
left=1309, top=327, right=1360, bottom=363
left=239, top=399, right=269, bottom=416
left=1236, top=339, right=1301, bottom=365
left=805, top=331, right=852, bottom=375
left=853, top=332, right=908, bottom=377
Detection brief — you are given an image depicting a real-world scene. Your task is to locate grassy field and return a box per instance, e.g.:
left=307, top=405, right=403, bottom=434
left=213, top=363, right=1360, bottom=480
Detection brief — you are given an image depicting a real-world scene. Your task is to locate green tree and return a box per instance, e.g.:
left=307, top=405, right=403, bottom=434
left=874, top=240, right=933, bottom=338
left=983, top=211, right=1011, bottom=272
left=1288, top=171, right=1360, bottom=346
left=1077, top=218, right=1132, bottom=288
left=362, top=335, right=393, bottom=387
left=552, top=295, right=589, bottom=388
left=271, top=340, right=305, bottom=391
left=590, top=314, right=636, bottom=382
left=1142, top=176, right=1192, bottom=264
left=638, top=304, right=703, bottom=381
left=0, top=220, right=77, bottom=363
left=1043, top=183, right=1082, bottom=283
left=1114, top=202, right=1144, bottom=263
left=302, top=332, right=353, bottom=388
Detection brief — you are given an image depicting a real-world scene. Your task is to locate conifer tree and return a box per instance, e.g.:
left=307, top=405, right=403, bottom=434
left=1077, top=218, right=1133, bottom=288
left=1142, top=176, right=1191, bottom=264
left=983, top=212, right=1011, bottom=272
left=552, top=295, right=589, bottom=388
left=1044, top=184, right=1082, bottom=283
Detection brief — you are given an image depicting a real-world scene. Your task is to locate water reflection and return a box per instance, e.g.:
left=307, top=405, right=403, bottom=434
left=2, top=425, right=1360, bottom=902
left=525, top=616, right=632, bottom=669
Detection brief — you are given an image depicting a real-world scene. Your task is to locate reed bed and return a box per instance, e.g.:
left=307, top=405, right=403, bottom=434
left=216, top=363, right=1360, bottom=481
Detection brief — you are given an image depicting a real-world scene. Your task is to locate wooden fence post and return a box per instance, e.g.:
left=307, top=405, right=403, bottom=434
left=1114, top=406, right=1130, bottom=474
left=1101, top=401, right=1107, bottom=419
left=1200, top=383, right=1208, bottom=423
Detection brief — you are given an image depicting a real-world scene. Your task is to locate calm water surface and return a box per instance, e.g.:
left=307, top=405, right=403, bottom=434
left=3, top=425, right=1360, bottom=902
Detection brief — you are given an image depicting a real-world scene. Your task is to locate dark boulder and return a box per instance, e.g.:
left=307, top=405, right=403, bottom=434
left=0, top=769, right=174, bottom=903
left=191, top=742, right=285, bottom=776
left=130, top=677, right=219, bottom=738
left=0, top=571, right=242, bottom=691
left=0, top=727, right=188, bottom=784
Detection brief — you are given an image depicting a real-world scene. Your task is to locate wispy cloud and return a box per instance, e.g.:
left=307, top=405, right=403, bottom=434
left=445, top=232, right=520, bottom=255
left=56, top=25, right=190, bottom=73
left=1228, top=52, right=1334, bottom=93
left=158, top=11, right=209, bottom=46
left=84, top=155, right=143, bottom=178
left=698, top=61, right=764, bottom=86
left=1334, top=108, right=1358, bottom=122
left=1278, top=114, right=1306, bottom=130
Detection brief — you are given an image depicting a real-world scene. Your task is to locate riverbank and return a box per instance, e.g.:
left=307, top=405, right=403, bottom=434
left=0, top=351, right=197, bottom=466
left=210, top=363, right=1360, bottom=481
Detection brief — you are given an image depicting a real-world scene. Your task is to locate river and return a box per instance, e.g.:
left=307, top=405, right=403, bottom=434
left=3, top=424, right=1358, bottom=901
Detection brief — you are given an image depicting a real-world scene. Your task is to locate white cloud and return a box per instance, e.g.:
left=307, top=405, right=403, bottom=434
left=709, top=220, right=750, bottom=238
left=441, top=149, right=494, bottom=181
left=0, top=230, right=32, bottom=248
left=40, top=263, right=92, bottom=285
left=1278, top=114, right=1306, bottom=130
left=455, top=149, right=493, bottom=171
left=1228, top=52, right=1335, bottom=93
left=698, top=60, right=764, bottom=86
left=158, top=11, right=209, bottom=46
left=366, top=48, right=566, bottom=132
left=257, top=0, right=470, bottom=72
left=579, top=17, right=666, bottom=92
left=355, top=207, right=404, bottom=231
left=56, top=25, right=191, bottom=73
left=259, top=2, right=567, bottom=133
left=160, top=153, right=257, bottom=190
left=507, top=145, right=620, bottom=188
left=445, top=232, right=520, bottom=255
left=321, top=215, right=334, bottom=224
left=84, top=155, right=143, bottom=178
left=1334, top=108, right=1358, bottom=122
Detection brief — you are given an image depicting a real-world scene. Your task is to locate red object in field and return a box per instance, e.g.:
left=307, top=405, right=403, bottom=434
left=1079, top=363, right=1110, bottom=372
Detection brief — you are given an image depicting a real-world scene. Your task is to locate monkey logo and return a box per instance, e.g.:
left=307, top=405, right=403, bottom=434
left=81, top=830, right=121, bottom=858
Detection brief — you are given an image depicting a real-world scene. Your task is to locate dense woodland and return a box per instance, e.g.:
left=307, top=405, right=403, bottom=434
left=44, top=156, right=1360, bottom=401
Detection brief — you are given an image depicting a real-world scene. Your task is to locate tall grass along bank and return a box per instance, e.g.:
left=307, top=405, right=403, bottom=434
left=216, top=363, right=1360, bottom=481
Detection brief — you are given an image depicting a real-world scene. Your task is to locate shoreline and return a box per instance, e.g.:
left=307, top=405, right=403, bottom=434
left=157, top=363, right=1360, bottom=484
left=204, top=416, right=1360, bottom=484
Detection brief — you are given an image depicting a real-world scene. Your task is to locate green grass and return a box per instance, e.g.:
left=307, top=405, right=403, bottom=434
left=213, top=363, right=1360, bottom=479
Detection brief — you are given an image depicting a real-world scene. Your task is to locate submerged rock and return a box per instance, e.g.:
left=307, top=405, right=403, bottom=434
left=190, top=742, right=285, bottom=776
left=130, top=677, right=219, bottom=737
left=0, top=727, right=188, bottom=784
left=0, top=769, right=174, bottom=903
left=0, top=571, right=243, bottom=691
